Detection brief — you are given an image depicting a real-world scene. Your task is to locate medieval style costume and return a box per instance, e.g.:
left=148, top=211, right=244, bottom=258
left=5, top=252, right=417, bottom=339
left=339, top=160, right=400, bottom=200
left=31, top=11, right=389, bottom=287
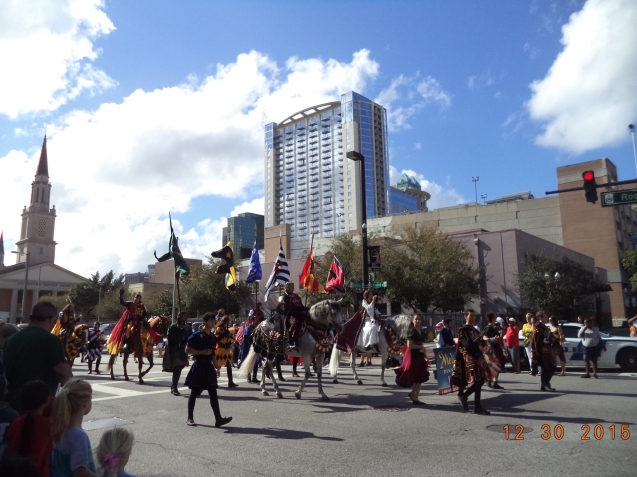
left=83, top=325, right=103, bottom=374
left=164, top=321, right=190, bottom=395
left=185, top=325, right=232, bottom=427
left=239, top=317, right=259, bottom=383
left=281, top=290, right=309, bottom=349
left=51, top=306, right=83, bottom=363
left=532, top=321, right=558, bottom=391
left=358, top=298, right=380, bottom=349
left=395, top=327, right=429, bottom=388
left=214, top=320, right=238, bottom=388
left=106, top=293, right=150, bottom=358
left=452, top=324, right=492, bottom=415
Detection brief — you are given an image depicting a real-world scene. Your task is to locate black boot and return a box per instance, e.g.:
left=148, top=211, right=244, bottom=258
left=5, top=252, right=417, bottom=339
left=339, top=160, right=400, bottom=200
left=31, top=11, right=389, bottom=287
left=474, top=385, right=490, bottom=415
left=227, top=366, right=238, bottom=388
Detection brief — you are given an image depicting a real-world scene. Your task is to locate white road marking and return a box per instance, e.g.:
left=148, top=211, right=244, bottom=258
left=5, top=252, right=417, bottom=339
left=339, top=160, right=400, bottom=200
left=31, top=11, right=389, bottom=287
left=618, top=373, right=637, bottom=378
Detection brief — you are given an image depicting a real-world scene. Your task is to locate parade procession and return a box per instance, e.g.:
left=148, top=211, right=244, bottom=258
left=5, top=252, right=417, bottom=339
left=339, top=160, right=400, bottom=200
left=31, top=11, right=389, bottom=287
left=1, top=1, right=637, bottom=476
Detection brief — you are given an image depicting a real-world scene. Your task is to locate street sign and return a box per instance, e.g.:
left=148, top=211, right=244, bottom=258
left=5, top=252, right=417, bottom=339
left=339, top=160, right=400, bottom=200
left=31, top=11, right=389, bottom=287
left=601, top=189, right=637, bottom=207
left=350, top=281, right=387, bottom=289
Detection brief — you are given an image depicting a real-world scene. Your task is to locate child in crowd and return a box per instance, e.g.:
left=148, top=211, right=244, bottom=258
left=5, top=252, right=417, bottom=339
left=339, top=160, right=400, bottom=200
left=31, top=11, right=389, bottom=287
left=95, top=427, right=136, bottom=477
left=0, top=374, right=19, bottom=459
left=50, top=379, right=96, bottom=477
left=5, top=380, right=53, bottom=476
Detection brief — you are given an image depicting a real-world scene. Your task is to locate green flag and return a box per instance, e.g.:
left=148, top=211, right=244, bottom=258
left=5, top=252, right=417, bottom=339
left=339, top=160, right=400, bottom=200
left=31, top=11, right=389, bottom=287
left=154, top=213, right=190, bottom=278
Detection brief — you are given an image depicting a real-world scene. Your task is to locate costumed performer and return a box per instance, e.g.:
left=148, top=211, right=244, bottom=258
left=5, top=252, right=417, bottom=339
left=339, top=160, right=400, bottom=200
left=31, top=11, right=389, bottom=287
left=451, top=309, right=492, bottom=415
left=215, top=315, right=238, bottom=388
left=185, top=312, right=232, bottom=428
left=106, top=289, right=154, bottom=384
left=240, top=312, right=260, bottom=383
left=165, top=311, right=190, bottom=396
left=281, top=282, right=309, bottom=351
left=358, top=290, right=381, bottom=366
left=395, top=314, right=429, bottom=405
left=51, top=304, right=83, bottom=366
left=532, top=311, right=557, bottom=392
left=482, top=312, right=506, bottom=390
left=83, top=321, right=103, bottom=374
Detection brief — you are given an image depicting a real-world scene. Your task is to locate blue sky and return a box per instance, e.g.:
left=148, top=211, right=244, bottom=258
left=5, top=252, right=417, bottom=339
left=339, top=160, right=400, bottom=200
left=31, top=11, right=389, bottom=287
left=1, top=0, right=636, bottom=276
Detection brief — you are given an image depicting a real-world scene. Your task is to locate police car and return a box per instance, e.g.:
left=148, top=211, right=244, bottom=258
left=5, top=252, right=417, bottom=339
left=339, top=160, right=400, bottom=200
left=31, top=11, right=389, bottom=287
left=560, top=323, right=637, bottom=372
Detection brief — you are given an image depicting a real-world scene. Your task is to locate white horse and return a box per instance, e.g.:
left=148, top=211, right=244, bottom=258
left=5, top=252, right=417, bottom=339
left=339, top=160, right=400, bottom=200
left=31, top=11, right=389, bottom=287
left=238, top=300, right=344, bottom=401
left=329, top=314, right=412, bottom=387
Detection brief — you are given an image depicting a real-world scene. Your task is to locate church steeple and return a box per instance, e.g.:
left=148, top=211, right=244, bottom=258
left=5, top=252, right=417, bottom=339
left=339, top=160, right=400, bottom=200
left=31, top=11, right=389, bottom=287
left=15, top=136, right=57, bottom=266
left=36, top=135, right=49, bottom=177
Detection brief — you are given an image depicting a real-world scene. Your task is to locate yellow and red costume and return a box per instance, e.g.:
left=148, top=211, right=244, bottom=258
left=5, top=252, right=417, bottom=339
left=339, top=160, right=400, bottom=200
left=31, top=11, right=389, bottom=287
left=214, top=323, right=236, bottom=367
left=107, top=296, right=158, bottom=358
left=51, top=308, right=83, bottom=361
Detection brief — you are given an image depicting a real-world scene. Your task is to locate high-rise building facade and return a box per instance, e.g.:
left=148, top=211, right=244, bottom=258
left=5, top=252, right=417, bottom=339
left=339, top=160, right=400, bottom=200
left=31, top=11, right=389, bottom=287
left=225, top=213, right=264, bottom=259
left=264, top=91, right=390, bottom=242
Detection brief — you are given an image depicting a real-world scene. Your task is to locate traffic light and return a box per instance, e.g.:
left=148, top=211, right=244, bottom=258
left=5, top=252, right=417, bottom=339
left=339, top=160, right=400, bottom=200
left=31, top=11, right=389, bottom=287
left=582, top=170, right=598, bottom=204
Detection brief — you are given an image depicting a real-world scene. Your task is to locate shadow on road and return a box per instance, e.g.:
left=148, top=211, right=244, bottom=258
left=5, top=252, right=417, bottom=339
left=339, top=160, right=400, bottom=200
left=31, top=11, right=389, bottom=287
left=220, top=426, right=344, bottom=441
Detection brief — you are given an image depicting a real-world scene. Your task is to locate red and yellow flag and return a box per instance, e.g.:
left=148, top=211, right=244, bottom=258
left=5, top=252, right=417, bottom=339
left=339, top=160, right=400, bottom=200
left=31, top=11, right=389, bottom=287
left=299, top=247, right=324, bottom=292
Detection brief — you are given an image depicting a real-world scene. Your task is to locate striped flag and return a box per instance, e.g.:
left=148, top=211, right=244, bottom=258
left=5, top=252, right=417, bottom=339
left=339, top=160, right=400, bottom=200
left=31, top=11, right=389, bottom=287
left=263, top=244, right=290, bottom=301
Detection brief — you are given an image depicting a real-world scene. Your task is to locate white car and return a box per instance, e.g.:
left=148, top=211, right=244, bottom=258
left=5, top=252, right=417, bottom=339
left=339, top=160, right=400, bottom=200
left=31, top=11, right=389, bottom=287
left=560, top=323, right=637, bottom=372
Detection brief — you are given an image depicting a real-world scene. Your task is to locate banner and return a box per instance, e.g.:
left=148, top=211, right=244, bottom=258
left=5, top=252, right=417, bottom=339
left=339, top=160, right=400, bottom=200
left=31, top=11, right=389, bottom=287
left=433, top=346, right=459, bottom=395
left=369, top=245, right=381, bottom=271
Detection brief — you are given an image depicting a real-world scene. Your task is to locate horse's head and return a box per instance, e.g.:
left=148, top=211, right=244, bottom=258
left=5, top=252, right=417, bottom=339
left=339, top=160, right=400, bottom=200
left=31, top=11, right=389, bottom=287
left=149, top=315, right=170, bottom=335
left=310, top=300, right=343, bottom=333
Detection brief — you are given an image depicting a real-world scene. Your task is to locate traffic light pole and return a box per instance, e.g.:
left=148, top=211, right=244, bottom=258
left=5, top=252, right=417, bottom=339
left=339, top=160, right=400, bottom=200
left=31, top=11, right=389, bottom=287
left=545, top=177, right=637, bottom=195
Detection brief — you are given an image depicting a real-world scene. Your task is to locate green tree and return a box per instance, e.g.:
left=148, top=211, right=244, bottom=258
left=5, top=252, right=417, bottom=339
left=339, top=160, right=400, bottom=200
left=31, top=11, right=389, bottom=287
left=379, top=225, right=481, bottom=313
left=309, top=233, right=364, bottom=309
left=621, top=250, right=637, bottom=290
left=38, top=294, right=70, bottom=312
left=517, top=255, right=603, bottom=319
left=67, top=270, right=125, bottom=320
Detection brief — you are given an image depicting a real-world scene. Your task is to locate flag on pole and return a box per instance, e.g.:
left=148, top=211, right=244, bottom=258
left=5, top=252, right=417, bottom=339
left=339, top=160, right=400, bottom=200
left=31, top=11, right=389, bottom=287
left=324, top=256, right=345, bottom=293
left=299, top=246, right=323, bottom=292
left=246, top=242, right=262, bottom=284
left=154, top=212, right=190, bottom=278
left=263, top=244, right=290, bottom=301
left=211, top=241, right=237, bottom=291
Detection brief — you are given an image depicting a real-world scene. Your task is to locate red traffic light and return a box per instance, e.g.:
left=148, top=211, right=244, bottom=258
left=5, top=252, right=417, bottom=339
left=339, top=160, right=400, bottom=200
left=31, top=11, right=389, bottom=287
left=582, top=171, right=594, bottom=181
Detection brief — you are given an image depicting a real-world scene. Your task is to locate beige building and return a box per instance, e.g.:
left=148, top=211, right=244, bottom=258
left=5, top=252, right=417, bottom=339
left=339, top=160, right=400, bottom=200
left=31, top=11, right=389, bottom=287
left=0, top=136, right=87, bottom=322
left=365, top=158, right=634, bottom=319
left=127, top=258, right=203, bottom=295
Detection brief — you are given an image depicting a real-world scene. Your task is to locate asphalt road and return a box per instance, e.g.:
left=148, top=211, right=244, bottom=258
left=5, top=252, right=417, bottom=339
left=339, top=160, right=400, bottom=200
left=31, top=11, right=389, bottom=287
left=77, top=353, right=636, bottom=477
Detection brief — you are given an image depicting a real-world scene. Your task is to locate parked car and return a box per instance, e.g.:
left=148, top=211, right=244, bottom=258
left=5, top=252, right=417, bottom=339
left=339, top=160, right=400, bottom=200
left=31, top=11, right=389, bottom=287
left=560, top=323, right=637, bottom=372
left=515, top=323, right=637, bottom=372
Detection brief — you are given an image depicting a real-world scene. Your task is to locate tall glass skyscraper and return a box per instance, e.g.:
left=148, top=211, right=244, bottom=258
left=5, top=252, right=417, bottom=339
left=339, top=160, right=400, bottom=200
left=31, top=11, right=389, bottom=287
left=225, top=213, right=264, bottom=259
left=264, top=91, right=390, bottom=242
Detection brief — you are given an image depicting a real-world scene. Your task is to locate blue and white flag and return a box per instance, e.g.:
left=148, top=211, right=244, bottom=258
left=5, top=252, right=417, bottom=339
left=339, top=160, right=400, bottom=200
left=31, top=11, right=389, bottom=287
left=246, top=242, right=262, bottom=284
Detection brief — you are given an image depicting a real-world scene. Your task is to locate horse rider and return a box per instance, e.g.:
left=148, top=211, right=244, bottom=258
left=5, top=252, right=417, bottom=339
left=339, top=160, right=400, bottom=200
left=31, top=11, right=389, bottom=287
left=280, top=282, right=310, bottom=351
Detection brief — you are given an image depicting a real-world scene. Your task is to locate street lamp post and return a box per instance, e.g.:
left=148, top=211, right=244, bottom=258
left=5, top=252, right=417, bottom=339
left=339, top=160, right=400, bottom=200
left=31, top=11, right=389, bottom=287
left=471, top=176, right=480, bottom=204
left=347, top=150, right=369, bottom=289
left=629, top=125, right=637, bottom=177
left=87, top=284, right=103, bottom=321
left=481, top=194, right=488, bottom=205
left=11, top=250, right=30, bottom=322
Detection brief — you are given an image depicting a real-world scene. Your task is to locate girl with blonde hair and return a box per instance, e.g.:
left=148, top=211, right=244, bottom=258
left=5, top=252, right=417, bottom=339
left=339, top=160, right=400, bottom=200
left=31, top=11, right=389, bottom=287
left=50, top=378, right=96, bottom=476
left=95, top=427, right=136, bottom=477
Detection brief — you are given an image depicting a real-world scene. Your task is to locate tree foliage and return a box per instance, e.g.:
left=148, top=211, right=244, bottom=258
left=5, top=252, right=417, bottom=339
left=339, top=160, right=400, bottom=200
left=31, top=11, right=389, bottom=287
left=175, top=257, right=250, bottom=317
left=379, top=225, right=481, bottom=313
left=621, top=250, right=637, bottom=290
left=66, top=270, right=125, bottom=320
left=517, top=255, right=602, bottom=319
left=309, top=233, right=364, bottom=309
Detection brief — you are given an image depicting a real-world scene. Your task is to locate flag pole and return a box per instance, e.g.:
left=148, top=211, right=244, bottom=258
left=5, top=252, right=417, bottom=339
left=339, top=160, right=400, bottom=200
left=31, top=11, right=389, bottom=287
left=254, top=223, right=258, bottom=309
left=172, top=264, right=176, bottom=324
left=304, top=233, right=314, bottom=307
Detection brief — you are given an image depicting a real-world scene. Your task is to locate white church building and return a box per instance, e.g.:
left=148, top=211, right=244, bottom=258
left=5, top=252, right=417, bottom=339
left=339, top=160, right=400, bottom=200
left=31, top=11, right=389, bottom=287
left=0, top=136, right=87, bottom=323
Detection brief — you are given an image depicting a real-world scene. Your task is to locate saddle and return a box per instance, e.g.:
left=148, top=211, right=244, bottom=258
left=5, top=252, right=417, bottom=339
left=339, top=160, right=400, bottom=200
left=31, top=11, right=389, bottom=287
left=251, top=313, right=288, bottom=361
left=304, top=319, right=331, bottom=353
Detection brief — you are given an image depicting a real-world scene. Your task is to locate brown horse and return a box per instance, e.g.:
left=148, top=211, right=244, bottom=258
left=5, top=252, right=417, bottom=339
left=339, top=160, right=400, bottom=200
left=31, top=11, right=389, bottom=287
left=109, top=315, right=170, bottom=384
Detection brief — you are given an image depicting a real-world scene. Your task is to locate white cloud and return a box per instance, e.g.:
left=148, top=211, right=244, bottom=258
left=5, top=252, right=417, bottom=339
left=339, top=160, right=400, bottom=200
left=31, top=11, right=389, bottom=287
left=0, top=49, right=380, bottom=276
left=414, top=142, right=421, bottom=150
left=376, top=73, right=451, bottom=131
left=389, top=166, right=465, bottom=210
left=230, top=197, right=264, bottom=217
left=527, top=0, right=637, bottom=153
left=0, top=0, right=116, bottom=118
